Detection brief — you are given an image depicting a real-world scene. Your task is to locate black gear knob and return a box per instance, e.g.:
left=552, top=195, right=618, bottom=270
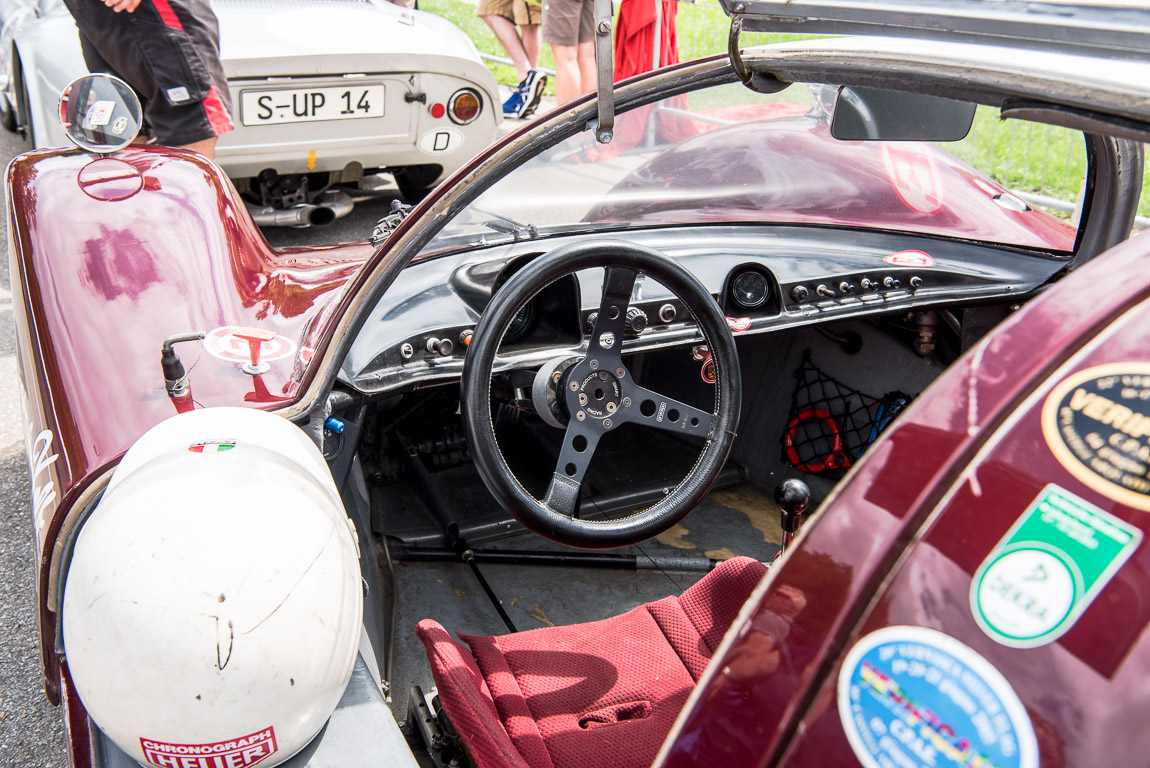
left=775, top=478, right=811, bottom=534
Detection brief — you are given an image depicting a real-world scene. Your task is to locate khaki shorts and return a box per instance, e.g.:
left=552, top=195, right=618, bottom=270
left=542, top=0, right=595, bottom=46
left=478, top=0, right=542, bottom=27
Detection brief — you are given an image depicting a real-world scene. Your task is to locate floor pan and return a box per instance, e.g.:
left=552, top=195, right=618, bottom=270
left=386, top=481, right=784, bottom=717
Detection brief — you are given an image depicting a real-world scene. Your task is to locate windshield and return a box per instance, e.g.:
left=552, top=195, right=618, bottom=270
left=424, top=80, right=1080, bottom=258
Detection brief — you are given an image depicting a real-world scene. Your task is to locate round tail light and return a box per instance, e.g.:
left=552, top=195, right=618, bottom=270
left=448, top=89, right=482, bottom=125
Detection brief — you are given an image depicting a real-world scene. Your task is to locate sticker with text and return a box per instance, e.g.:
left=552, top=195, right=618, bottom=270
left=141, top=727, right=277, bottom=768
left=1041, top=362, right=1150, bottom=510
left=725, top=316, right=752, bottom=332
left=883, top=250, right=934, bottom=268
left=971, top=484, right=1140, bottom=648
left=838, top=626, right=1037, bottom=768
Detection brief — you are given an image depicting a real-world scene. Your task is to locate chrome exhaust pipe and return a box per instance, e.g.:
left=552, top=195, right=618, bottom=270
left=244, top=189, right=355, bottom=228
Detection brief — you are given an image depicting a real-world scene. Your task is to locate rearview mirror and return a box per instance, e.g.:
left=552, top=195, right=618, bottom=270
left=59, top=73, right=143, bottom=153
left=831, top=86, right=976, bottom=142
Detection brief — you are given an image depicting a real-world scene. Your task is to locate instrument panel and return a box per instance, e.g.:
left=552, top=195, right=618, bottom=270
left=342, top=224, right=1066, bottom=394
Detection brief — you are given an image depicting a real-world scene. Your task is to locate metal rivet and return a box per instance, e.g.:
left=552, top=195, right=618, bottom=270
left=553, top=372, right=562, bottom=383
left=590, top=359, right=599, bottom=370
left=598, top=371, right=608, bottom=380
left=622, top=397, right=632, bottom=407
left=570, top=381, right=579, bottom=391
left=578, top=393, right=588, bottom=405
left=606, top=402, right=616, bottom=413
left=603, top=419, right=613, bottom=429
left=616, top=367, right=625, bottom=378
left=576, top=411, right=586, bottom=421
left=597, top=19, right=611, bottom=34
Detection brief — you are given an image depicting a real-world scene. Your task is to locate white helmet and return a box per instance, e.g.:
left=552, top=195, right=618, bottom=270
left=63, top=407, right=363, bottom=768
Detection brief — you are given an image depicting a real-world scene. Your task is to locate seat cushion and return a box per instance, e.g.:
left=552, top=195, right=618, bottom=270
left=416, top=556, right=767, bottom=768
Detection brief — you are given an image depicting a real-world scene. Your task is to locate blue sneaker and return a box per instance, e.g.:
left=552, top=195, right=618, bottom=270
left=502, top=82, right=527, bottom=118
left=519, top=69, right=547, bottom=119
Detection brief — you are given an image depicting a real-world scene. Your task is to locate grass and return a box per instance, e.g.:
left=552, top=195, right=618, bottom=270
left=421, top=0, right=1150, bottom=220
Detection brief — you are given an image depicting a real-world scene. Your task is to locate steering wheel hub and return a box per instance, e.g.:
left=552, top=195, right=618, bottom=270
left=577, top=369, right=622, bottom=419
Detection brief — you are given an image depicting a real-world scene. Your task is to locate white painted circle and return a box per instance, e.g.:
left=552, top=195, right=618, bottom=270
left=975, top=548, right=1075, bottom=642
left=418, top=127, right=464, bottom=155
left=205, top=326, right=296, bottom=365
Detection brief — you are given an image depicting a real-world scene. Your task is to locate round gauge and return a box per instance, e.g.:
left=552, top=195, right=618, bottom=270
left=730, top=270, right=769, bottom=309
left=504, top=300, right=536, bottom=342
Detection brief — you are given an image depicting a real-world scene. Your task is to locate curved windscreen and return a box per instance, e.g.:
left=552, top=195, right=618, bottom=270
left=423, top=81, right=1079, bottom=258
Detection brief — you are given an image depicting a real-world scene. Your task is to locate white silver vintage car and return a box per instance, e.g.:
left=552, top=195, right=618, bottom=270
left=0, top=0, right=500, bottom=224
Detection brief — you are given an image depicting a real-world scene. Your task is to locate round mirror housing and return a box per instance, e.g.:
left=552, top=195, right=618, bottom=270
left=59, top=74, right=142, bottom=153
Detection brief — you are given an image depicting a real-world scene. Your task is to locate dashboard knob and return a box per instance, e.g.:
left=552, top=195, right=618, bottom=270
left=860, top=277, right=876, bottom=291
left=791, top=285, right=809, bottom=302
left=909, top=276, right=923, bottom=289
left=426, top=337, right=453, bottom=357
left=883, top=276, right=901, bottom=289
left=838, top=281, right=856, bottom=295
left=625, top=307, right=648, bottom=335
left=816, top=284, right=836, bottom=298
left=658, top=303, right=677, bottom=323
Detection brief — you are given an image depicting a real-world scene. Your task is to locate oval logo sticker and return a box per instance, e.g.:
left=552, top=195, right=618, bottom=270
left=1041, top=363, right=1150, bottom=510
left=418, top=127, right=464, bottom=155
left=838, top=626, right=1037, bottom=768
left=884, top=250, right=934, bottom=268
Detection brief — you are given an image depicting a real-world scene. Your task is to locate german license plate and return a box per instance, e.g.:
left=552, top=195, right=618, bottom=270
left=241, top=85, right=385, bottom=126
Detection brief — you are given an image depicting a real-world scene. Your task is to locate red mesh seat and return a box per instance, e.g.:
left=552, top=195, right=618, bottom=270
left=416, top=556, right=767, bottom=768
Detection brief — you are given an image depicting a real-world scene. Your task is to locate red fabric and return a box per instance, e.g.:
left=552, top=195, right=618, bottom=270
left=148, top=0, right=185, bottom=30
left=201, top=85, right=234, bottom=136
left=415, top=620, right=534, bottom=768
left=614, top=0, right=679, bottom=81
left=417, top=557, right=767, bottom=768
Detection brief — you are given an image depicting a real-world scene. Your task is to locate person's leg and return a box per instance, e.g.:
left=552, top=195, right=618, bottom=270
left=551, top=43, right=582, bottom=104
left=576, top=41, right=596, bottom=95
left=481, top=13, right=531, bottom=82
left=521, top=23, right=542, bottom=70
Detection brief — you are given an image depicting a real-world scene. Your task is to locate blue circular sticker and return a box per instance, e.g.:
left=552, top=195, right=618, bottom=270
left=837, top=626, right=1038, bottom=768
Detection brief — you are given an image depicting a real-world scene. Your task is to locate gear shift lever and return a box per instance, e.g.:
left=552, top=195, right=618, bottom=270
left=774, top=478, right=811, bottom=558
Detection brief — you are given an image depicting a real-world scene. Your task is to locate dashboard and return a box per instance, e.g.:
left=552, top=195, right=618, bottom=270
left=340, top=224, right=1067, bottom=395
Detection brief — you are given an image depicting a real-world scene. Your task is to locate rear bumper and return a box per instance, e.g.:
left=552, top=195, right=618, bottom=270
left=214, top=72, right=500, bottom=179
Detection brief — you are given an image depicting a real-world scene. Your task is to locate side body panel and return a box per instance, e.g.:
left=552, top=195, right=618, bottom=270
left=7, top=145, right=368, bottom=700
left=658, top=230, right=1150, bottom=767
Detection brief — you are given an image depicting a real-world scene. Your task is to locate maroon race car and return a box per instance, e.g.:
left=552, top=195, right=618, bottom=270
left=10, top=2, right=1150, bottom=767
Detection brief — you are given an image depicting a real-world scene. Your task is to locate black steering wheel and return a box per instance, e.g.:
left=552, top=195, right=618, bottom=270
left=461, top=240, right=741, bottom=549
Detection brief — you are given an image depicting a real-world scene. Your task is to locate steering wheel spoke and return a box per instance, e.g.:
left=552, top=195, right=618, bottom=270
left=622, top=385, right=714, bottom=438
left=585, top=266, right=637, bottom=366
left=542, top=420, right=604, bottom=516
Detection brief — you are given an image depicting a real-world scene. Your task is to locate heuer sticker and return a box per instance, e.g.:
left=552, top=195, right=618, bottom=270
left=725, top=316, right=752, bottom=332
left=1041, top=363, right=1150, bottom=510
left=838, top=626, right=1038, bottom=768
left=141, top=726, right=277, bottom=768
left=971, top=484, right=1140, bottom=648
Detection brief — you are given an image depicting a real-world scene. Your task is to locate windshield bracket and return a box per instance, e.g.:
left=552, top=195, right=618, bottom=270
left=728, top=15, right=790, bottom=95
left=592, top=0, right=615, bottom=143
